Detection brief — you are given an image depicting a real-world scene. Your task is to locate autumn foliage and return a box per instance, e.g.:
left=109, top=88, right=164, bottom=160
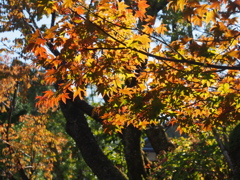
left=0, top=0, right=240, bottom=179
left=29, top=0, right=240, bottom=130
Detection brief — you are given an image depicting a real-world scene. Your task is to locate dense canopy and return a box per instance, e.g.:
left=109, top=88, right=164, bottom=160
left=0, top=0, right=239, bottom=179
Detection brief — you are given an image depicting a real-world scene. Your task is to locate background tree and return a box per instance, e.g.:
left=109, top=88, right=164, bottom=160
left=0, top=55, right=129, bottom=179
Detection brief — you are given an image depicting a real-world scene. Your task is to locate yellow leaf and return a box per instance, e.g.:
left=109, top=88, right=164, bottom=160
left=228, top=50, right=240, bottom=59
left=73, top=87, right=85, bottom=100
left=139, top=120, right=149, bottom=129
left=206, top=10, right=217, bottom=24
left=73, top=87, right=80, bottom=100
left=218, top=83, right=231, bottom=94
left=167, top=1, right=174, bottom=10
left=177, top=0, right=186, bottom=11
left=142, top=25, right=153, bottom=34
left=75, top=54, right=82, bottom=63
left=117, top=1, right=129, bottom=12
left=63, top=0, right=73, bottom=8
left=191, top=15, right=202, bottom=26
left=138, top=83, right=146, bottom=91
left=137, top=34, right=150, bottom=46
left=156, top=24, right=167, bottom=35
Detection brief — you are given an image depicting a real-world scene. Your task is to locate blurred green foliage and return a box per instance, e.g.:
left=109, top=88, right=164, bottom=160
left=148, top=130, right=231, bottom=180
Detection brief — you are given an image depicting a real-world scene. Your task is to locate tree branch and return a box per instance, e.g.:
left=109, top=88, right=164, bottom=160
left=72, top=10, right=240, bottom=70
left=212, top=128, right=234, bottom=173
left=59, top=99, right=127, bottom=180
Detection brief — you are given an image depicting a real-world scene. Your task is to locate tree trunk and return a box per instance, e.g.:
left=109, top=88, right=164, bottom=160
left=122, top=125, right=146, bottom=180
left=228, top=124, right=240, bottom=180
left=146, top=125, right=175, bottom=154
left=59, top=99, right=127, bottom=180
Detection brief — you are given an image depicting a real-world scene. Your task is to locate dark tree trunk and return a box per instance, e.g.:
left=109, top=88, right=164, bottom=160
left=229, top=124, right=240, bottom=180
left=122, top=125, right=146, bottom=180
left=146, top=125, right=175, bottom=154
left=59, top=99, right=127, bottom=180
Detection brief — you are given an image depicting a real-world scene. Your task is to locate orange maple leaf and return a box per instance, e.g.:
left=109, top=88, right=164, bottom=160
left=60, top=92, right=70, bottom=104
left=135, top=10, right=146, bottom=20
left=43, top=90, right=54, bottom=98
left=75, top=6, right=84, bottom=15
left=138, top=0, right=149, bottom=12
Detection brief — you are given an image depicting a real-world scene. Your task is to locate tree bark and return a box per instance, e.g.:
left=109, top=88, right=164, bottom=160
left=73, top=96, right=148, bottom=179
left=228, top=124, right=240, bottom=180
left=146, top=125, right=175, bottom=154
left=122, top=125, right=146, bottom=180
left=59, top=99, right=127, bottom=180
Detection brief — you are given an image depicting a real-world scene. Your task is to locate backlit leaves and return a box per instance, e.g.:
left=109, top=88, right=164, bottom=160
left=155, top=24, right=168, bottom=35
left=63, top=0, right=73, bottom=8
left=136, top=0, right=150, bottom=19
left=205, top=10, right=217, bottom=24
left=1, top=0, right=240, bottom=132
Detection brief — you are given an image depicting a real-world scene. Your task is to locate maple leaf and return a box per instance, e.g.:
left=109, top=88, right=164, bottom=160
left=138, top=0, right=149, bottom=12
left=43, top=90, right=54, bottom=98
left=36, top=38, right=46, bottom=45
left=139, top=120, right=149, bottom=129
left=117, top=1, right=129, bottom=12
left=177, top=0, right=186, bottom=11
left=142, top=25, right=154, bottom=34
left=73, top=87, right=85, bottom=100
left=181, top=36, right=192, bottom=44
left=206, top=10, right=217, bottom=24
left=156, top=24, right=167, bottom=35
left=59, top=92, right=70, bottom=104
left=210, top=1, right=221, bottom=10
left=151, top=44, right=162, bottom=54
left=34, top=46, right=47, bottom=58
left=75, top=6, right=84, bottom=15
left=52, top=60, right=62, bottom=68
left=191, top=15, right=202, bottom=26
left=137, top=34, right=151, bottom=46
left=135, top=10, right=146, bottom=20
left=227, top=50, right=240, bottom=59
left=63, top=0, right=73, bottom=8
